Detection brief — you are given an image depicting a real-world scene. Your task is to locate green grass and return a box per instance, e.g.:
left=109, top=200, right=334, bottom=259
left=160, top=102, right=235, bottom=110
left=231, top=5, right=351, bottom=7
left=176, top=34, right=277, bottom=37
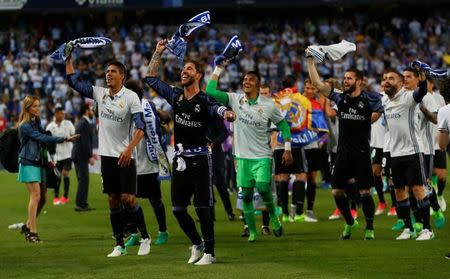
left=0, top=171, right=449, bottom=279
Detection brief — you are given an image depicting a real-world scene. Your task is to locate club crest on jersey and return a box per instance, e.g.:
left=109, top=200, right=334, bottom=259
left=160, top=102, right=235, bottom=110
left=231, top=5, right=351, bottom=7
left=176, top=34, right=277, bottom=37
left=194, top=104, right=201, bottom=113
left=358, top=101, right=364, bottom=109
left=257, top=108, right=264, bottom=115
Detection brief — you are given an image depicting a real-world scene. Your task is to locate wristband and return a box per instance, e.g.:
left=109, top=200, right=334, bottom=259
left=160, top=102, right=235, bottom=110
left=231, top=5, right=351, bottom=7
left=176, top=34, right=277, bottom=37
left=213, top=66, right=224, bottom=77
left=284, top=141, right=291, bottom=151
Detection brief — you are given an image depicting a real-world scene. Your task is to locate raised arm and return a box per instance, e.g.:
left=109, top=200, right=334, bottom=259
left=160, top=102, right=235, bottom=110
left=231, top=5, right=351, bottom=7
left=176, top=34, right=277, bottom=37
left=144, top=39, right=177, bottom=105
left=412, top=70, right=428, bottom=103
left=66, top=57, right=94, bottom=99
left=146, top=39, right=167, bottom=77
left=306, top=56, right=332, bottom=97
left=205, top=57, right=230, bottom=105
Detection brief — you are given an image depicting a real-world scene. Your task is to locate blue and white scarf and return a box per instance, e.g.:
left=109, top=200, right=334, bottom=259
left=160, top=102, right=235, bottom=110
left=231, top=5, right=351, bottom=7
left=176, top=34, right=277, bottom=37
left=166, top=11, right=211, bottom=62
left=50, top=36, right=112, bottom=62
left=142, top=98, right=171, bottom=178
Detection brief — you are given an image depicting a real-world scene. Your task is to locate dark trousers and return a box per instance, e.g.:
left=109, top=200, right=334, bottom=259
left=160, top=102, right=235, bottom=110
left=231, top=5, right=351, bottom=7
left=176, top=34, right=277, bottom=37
left=74, top=160, right=89, bottom=208
left=212, top=147, right=233, bottom=214
left=225, top=149, right=237, bottom=192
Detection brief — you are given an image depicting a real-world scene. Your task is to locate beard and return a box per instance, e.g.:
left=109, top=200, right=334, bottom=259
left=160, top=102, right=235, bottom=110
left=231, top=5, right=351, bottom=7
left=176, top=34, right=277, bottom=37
left=181, top=76, right=195, bottom=87
left=343, top=83, right=356, bottom=94
left=384, top=84, right=398, bottom=96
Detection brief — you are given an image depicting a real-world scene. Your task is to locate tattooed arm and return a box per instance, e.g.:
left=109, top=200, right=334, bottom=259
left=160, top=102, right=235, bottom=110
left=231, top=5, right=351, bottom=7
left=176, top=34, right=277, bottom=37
left=147, top=39, right=168, bottom=77
left=144, top=39, right=177, bottom=105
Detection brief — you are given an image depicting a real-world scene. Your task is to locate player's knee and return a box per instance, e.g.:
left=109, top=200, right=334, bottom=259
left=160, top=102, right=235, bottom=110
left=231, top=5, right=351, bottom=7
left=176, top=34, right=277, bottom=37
left=241, top=188, right=254, bottom=203
left=108, top=194, right=121, bottom=208
left=121, top=194, right=136, bottom=207
left=395, top=189, right=407, bottom=200
left=332, top=189, right=344, bottom=197
left=438, top=171, right=447, bottom=181
left=276, top=174, right=289, bottom=181
left=411, top=185, right=425, bottom=200
left=295, top=173, right=307, bottom=181
left=359, top=190, right=371, bottom=197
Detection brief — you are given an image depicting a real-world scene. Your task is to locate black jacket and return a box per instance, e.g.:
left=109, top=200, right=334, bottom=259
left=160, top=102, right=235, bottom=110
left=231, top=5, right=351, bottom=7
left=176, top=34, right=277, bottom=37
left=72, top=117, right=94, bottom=162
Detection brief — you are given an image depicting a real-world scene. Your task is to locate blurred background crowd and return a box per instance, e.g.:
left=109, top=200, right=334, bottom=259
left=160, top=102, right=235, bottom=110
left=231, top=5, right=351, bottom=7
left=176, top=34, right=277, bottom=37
left=0, top=4, right=448, bottom=131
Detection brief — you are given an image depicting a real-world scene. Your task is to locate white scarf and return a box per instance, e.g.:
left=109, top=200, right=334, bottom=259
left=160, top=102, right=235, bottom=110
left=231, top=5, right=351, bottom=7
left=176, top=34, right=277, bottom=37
left=307, top=40, right=356, bottom=63
left=142, top=98, right=171, bottom=178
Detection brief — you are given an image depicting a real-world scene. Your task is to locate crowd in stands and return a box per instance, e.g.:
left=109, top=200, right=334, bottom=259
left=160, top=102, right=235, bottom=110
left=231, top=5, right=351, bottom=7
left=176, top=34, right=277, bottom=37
left=0, top=10, right=448, bottom=131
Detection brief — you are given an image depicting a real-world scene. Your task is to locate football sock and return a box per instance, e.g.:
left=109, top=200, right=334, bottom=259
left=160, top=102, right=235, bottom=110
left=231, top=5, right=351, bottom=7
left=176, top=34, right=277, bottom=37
left=334, top=195, right=354, bottom=225
left=276, top=180, right=289, bottom=215
left=306, top=181, right=316, bottom=211
left=195, top=207, right=215, bottom=256
left=110, top=207, right=124, bottom=247
left=417, top=198, right=431, bottom=230
left=396, top=199, right=413, bottom=230
left=438, top=179, right=446, bottom=196
left=374, top=175, right=385, bottom=203
left=150, top=199, right=167, bottom=232
left=293, top=181, right=306, bottom=215
left=361, top=193, right=375, bottom=230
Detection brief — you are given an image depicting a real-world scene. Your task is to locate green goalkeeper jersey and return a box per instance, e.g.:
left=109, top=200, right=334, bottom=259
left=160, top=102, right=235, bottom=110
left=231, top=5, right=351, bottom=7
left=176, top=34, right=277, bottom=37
left=206, top=80, right=290, bottom=159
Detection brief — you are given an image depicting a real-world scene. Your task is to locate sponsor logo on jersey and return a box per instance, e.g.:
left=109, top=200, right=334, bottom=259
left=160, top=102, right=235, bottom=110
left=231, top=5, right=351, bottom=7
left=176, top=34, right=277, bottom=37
left=175, top=112, right=201, bottom=128
left=386, top=113, right=401, bottom=119
left=340, top=108, right=366, bottom=120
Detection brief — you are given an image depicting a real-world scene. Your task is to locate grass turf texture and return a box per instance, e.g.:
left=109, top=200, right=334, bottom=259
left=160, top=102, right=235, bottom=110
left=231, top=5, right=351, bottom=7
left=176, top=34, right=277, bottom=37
left=1, top=171, right=449, bottom=279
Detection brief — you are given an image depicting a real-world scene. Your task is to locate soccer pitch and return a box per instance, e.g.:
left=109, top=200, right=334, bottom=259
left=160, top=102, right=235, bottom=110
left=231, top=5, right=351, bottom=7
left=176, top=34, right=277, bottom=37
left=0, top=171, right=449, bottom=279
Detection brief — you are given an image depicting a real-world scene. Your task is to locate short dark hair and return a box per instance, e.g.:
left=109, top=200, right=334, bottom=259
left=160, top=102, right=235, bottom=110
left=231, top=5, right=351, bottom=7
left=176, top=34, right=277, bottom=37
left=124, top=80, right=144, bottom=100
left=245, top=71, right=261, bottom=83
left=346, top=68, right=364, bottom=81
left=282, top=75, right=297, bottom=88
left=79, top=103, right=91, bottom=117
left=185, top=59, right=204, bottom=84
left=106, top=60, right=129, bottom=82
left=436, top=77, right=450, bottom=103
left=403, top=67, right=419, bottom=77
left=385, top=69, right=404, bottom=81
left=54, top=107, right=65, bottom=113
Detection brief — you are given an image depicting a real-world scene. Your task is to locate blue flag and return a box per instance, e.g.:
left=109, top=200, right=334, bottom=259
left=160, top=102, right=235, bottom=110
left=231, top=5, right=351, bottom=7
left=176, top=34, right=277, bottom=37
left=222, top=35, right=243, bottom=60
left=166, top=11, right=211, bottom=62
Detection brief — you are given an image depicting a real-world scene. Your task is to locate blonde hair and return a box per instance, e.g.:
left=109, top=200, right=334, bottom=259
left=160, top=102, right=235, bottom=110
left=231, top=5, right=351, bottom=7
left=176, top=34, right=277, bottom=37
left=325, top=77, right=343, bottom=91
left=18, top=95, right=40, bottom=127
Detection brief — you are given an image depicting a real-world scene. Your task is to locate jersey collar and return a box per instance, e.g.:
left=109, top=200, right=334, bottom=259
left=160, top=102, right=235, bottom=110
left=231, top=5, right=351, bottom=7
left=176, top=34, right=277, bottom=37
left=244, top=94, right=260, bottom=106
left=110, top=86, right=126, bottom=99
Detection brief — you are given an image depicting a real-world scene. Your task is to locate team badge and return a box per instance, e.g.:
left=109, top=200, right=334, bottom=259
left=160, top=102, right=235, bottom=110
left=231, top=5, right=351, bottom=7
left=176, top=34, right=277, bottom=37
left=118, top=100, right=125, bottom=109
left=194, top=104, right=201, bottom=113
left=358, top=101, right=364, bottom=109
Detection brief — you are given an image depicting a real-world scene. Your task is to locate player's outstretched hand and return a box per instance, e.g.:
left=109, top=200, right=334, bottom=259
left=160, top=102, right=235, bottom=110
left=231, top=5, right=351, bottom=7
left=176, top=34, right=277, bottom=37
left=155, top=39, right=168, bottom=54
left=224, top=110, right=236, bottom=122
left=65, top=134, right=80, bottom=142
left=63, top=41, right=74, bottom=61
left=214, top=55, right=229, bottom=67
